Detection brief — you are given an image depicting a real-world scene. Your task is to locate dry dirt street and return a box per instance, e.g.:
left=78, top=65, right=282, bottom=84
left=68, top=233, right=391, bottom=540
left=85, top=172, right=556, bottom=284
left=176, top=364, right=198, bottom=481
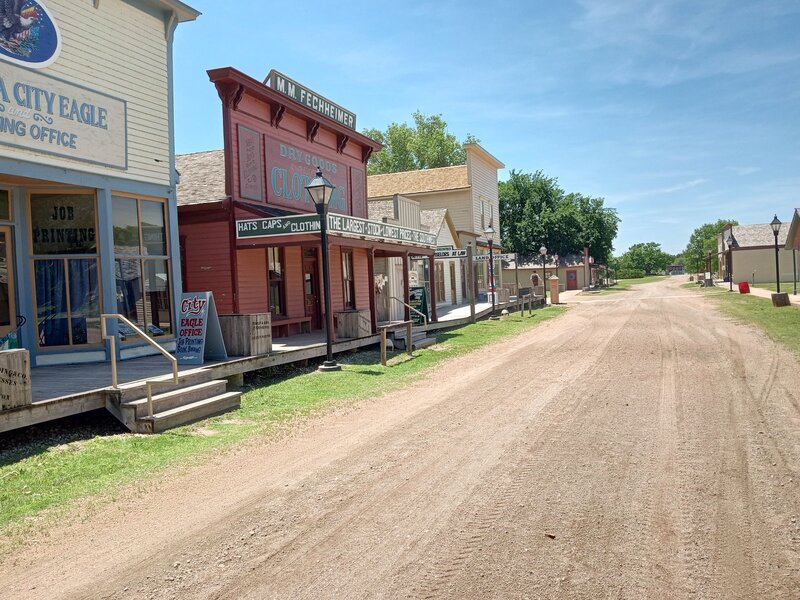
left=2, top=277, right=799, bottom=599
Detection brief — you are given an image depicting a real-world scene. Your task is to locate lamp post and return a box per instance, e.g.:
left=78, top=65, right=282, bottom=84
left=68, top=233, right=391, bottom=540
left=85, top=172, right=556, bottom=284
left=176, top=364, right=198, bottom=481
left=484, top=223, right=496, bottom=319
left=553, top=253, right=559, bottom=286
left=306, top=167, right=341, bottom=372
left=539, top=245, right=547, bottom=304
left=771, top=214, right=782, bottom=294
left=726, top=234, right=733, bottom=292
left=588, top=256, right=594, bottom=287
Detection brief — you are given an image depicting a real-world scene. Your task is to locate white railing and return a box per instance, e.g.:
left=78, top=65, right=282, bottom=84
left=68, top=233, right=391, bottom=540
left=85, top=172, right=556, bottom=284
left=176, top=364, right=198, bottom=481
left=389, top=296, right=428, bottom=329
left=101, top=314, right=178, bottom=419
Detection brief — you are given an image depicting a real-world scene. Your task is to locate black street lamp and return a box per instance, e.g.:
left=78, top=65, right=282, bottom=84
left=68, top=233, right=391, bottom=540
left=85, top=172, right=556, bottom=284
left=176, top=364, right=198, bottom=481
left=539, top=245, right=547, bottom=304
left=306, top=167, right=341, bottom=372
left=485, top=223, right=497, bottom=319
left=726, top=234, right=733, bottom=292
left=771, top=214, right=782, bottom=294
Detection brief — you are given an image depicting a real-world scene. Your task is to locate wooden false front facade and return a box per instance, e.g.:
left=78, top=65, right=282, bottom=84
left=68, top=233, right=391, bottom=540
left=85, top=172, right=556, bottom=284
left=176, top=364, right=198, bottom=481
left=178, top=68, right=437, bottom=341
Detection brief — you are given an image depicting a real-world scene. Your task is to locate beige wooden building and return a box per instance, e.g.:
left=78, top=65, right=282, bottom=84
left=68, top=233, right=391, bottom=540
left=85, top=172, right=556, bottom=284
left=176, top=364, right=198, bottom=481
left=718, top=222, right=796, bottom=284
left=368, top=144, right=505, bottom=306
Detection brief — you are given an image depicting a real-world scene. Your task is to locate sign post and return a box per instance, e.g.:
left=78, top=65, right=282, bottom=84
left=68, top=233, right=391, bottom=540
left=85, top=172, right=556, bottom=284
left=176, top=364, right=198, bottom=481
left=176, top=292, right=228, bottom=365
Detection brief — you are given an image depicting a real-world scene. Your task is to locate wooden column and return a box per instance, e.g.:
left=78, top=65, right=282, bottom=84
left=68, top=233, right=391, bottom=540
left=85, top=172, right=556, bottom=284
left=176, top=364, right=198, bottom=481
left=402, top=253, right=411, bottom=321
left=428, top=254, right=438, bottom=323
left=466, top=244, right=476, bottom=323
left=368, top=248, right=377, bottom=334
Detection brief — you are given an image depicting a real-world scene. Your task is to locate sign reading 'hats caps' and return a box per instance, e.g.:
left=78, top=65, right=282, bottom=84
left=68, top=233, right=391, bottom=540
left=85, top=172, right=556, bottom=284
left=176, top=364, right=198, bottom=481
left=267, top=70, right=356, bottom=130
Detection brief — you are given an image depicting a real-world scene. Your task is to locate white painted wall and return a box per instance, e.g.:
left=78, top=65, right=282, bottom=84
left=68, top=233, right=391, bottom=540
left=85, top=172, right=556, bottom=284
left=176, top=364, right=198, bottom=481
left=0, top=0, right=172, bottom=184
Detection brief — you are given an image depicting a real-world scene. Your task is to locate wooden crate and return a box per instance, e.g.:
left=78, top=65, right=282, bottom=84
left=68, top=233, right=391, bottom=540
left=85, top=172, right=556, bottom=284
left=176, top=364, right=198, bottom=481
left=219, top=313, right=272, bottom=356
left=0, top=349, right=32, bottom=411
left=336, top=309, right=371, bottom=339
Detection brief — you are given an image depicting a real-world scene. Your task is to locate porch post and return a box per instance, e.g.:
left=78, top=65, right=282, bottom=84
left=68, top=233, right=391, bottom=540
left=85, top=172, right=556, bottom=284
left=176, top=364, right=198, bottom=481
left=368, top=248, right=377, bottom=334
left=97, top=187, right=120, bottom=361
left=466, top=244, right=475, bottom=323
left=428, top=254, right=438, bottom=323
left=402, top=253, right=411, bottom=321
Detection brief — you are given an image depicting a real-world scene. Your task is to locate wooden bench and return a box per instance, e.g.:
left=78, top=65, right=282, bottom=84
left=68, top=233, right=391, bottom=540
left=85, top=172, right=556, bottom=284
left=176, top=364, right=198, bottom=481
left=272, top=316, right=312, bottom=338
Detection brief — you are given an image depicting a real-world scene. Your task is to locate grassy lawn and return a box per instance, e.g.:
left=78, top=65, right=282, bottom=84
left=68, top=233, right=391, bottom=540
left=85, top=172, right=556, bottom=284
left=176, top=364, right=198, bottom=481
left=0, top=306, right=566, bottom=540
left=752, top=282, right=800, bottom=293
left=688, top=285, right=800, bottom=356
left=583, top=275, right=667, bottom=295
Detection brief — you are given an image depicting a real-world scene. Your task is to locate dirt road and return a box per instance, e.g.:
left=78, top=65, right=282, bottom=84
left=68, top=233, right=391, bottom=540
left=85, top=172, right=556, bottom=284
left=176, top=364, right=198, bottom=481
left=2, top=277, right=799, bottom=599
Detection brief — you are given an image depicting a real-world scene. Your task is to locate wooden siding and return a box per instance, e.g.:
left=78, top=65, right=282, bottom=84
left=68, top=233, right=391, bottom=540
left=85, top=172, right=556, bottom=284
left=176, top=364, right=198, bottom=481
left=467, top=151, right=500, bottom=234
left=182, top=221, right=234, bottom=313
left=0, top=0, right=174, bottom=184
left=329, top=246, right=344, bottom=313
left=284, top=247, right=305, bottom=319
left=353, top=248, right=370, bottom=310
left=410, top=189, right=472, bottom=234
left=236, top=249, right=268, bottom=314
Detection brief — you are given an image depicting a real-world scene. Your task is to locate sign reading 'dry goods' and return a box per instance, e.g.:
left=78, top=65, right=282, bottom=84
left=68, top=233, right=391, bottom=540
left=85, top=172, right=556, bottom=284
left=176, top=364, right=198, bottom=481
left=236, top=213, right=438, bottom=248
left=265, top=138, right=349, bottom=213
left=267, top=70, right=356, bottom=130
left=176, top=292, right=228, bottom=365
left=0, top=64, right=127, bottom=168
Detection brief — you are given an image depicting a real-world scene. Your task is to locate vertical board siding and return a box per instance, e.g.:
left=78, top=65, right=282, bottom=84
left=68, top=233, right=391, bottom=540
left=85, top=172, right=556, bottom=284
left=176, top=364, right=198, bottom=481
left=2, top=0, right=173, bottom=184
left=182, top=221, right=234, bottom=313
left=467, top=153, right=500, bottom=235
left=329, top=245, right=344, bottom=313
left=284, top=247, right=305, bottom=318
left=354, top=248, right=370, bottom=310
left=236, top=249, right=268, bottom=314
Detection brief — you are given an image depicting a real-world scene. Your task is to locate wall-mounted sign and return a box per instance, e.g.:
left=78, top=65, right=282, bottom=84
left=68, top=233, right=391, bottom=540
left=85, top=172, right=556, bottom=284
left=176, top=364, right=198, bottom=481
left=473, top=253, right=516, bottom=262
left=236, top=213, right=438, bottom=248
left=176, top=292, right=228, bottom=365
left=0, top=64, right=127, bottom=168
left=267, top=69, right=356, bottom=130
left=410, top=249, right=467, bottom=260
left=0, top=1, right=61, bottom=69
left=237, top=124, right=262, bottom=201
left=265, top=138, right=348, bottom=213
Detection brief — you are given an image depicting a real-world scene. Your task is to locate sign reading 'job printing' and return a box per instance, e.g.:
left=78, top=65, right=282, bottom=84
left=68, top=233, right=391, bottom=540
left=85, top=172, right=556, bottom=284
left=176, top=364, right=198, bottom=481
left=0, top=64, right=127, bottom=168
left=236, top=213, right=437, bottom=248
left=267, top=70, right=356, bottom=130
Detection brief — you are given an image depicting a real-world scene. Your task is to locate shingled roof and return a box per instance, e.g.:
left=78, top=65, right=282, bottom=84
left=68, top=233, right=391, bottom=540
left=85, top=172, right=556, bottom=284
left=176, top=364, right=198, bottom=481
left=420, top=208, right=447, bottom=235
left=727, top=223, right=789, bottom=248
left=368, top=165, right=469, bottom=198
left=176, top=150, right=226, bottom=206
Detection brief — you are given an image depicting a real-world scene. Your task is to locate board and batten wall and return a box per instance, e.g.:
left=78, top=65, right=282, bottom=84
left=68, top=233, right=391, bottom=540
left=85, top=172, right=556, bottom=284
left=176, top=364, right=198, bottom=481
left=0, top=0, right=172, bottom=185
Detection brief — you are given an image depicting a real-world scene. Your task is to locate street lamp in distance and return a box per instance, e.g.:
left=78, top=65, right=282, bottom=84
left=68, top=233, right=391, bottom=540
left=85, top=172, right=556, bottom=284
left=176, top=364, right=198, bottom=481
left=539, top=245, right=547, bottom=304
left=771, top=214, right=782, bottom=294
left=306, top=167, right=341, bottom=372
left=484, top=223, right=498, bottom=320
left=725, top=234, right=733, bottom=292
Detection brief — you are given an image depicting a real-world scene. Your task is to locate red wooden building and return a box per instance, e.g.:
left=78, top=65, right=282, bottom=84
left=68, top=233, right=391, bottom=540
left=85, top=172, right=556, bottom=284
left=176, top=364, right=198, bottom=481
left=177, top=68, right=437, bottom=340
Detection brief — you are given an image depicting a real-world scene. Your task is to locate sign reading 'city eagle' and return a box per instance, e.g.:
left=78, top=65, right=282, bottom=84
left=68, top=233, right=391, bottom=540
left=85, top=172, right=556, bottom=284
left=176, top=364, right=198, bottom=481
left=267, top=70, right=356, bottom=130
left=236, top=214, right=437, bottom=248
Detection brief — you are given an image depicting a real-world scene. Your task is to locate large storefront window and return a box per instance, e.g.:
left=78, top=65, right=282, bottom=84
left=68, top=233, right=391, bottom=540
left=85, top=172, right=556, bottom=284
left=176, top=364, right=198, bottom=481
left=342, top=250, right=355, bottom=309
left=112, top=196, right=172, bottom=341
left=268, top=247, right=284, bottom=316
left=30, top=193, right=101, bottom=347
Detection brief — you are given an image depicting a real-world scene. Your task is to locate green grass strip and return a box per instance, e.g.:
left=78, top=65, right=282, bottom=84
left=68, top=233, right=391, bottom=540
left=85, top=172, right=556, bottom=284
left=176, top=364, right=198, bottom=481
left=583, top=275, right=666, bottom=295
left=0, top=307, right=566, bottom=538
left=687, top=285, right=800, bottom=355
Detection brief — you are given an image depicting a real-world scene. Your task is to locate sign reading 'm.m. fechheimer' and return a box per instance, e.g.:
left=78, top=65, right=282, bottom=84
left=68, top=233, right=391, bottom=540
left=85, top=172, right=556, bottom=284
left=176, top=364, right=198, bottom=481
left=236, top=214, right=437, bottom=248
left=267, top=70, right=356, bottom=130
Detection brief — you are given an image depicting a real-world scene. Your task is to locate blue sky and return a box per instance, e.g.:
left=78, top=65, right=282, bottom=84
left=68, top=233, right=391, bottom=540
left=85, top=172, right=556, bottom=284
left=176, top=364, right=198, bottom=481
left=172, top=0, right=800, bottom=255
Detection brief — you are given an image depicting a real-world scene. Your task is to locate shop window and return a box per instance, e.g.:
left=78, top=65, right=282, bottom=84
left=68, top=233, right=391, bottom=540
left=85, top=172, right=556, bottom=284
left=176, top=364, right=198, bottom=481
left=112, top=196, right=172, bottom=341
left=268, top=247, right=285, bottom=316
left=342, top=250, right=355, bottom=309
left=0, top=189, right=10, bottom=221
left=30, top=192, right=101, bottom=348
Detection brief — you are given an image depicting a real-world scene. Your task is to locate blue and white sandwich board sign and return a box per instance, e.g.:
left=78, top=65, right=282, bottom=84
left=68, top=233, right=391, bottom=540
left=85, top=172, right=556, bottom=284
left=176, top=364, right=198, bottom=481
left=176, top=292, right=227, bottom=365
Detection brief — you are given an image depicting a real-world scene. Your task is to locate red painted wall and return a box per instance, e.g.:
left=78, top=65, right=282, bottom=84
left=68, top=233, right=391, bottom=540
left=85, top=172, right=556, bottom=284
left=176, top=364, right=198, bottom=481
left=284, top=247, right=305, bottom=319
left=236, top=249, right=268, bottom=314
left=354, top=248, right=370, bottom=310
left=182, top=221, right=234, bottom=314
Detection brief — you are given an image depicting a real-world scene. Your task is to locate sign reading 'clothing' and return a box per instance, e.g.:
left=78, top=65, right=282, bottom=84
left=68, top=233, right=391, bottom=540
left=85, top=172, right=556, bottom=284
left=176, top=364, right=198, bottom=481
left=235, top=213, right=438, bottom=248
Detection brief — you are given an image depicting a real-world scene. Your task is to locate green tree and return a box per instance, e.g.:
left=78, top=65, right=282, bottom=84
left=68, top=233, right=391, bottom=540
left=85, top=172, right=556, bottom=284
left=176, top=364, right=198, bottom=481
left=619, top=242, right=672, bottom=274
left=499, top=170, right=619, bottom=263
left=683, top=219, right=738, bottom=273
left=362, top=111, right=478, bottom=175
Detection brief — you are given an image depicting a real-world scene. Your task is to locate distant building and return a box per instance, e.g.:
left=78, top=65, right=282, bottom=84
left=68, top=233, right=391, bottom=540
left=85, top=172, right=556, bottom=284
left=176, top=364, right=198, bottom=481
left=667, top=265, right=685, bottom=276
left=717, top=222, right=794, bottom=284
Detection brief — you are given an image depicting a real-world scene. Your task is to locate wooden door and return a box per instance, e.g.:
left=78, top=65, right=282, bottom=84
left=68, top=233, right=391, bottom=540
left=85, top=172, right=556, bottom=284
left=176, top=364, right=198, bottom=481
left=0, top=226, right=17, bottom=340
left=566, top=269, right=578, bottom=290
left=302, top=249, right=321, bottom=329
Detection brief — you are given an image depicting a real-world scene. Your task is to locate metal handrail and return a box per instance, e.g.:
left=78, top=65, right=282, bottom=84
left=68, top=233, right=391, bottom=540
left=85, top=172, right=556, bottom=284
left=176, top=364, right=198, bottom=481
left=101, top=314, right=179, bottom=420
left=389, top=296, right=427, bottom=329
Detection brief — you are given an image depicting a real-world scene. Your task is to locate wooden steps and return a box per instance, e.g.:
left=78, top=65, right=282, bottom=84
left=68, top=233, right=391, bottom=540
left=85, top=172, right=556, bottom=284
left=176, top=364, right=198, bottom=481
left=106, top=377, right=241, bottom=434
left=390, top=327, right=438, bottom=351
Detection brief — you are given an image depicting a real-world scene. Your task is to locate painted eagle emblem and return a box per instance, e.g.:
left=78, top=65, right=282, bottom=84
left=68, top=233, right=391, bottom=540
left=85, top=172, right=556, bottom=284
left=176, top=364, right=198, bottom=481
left=0, top=0, right=36, bottom=40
